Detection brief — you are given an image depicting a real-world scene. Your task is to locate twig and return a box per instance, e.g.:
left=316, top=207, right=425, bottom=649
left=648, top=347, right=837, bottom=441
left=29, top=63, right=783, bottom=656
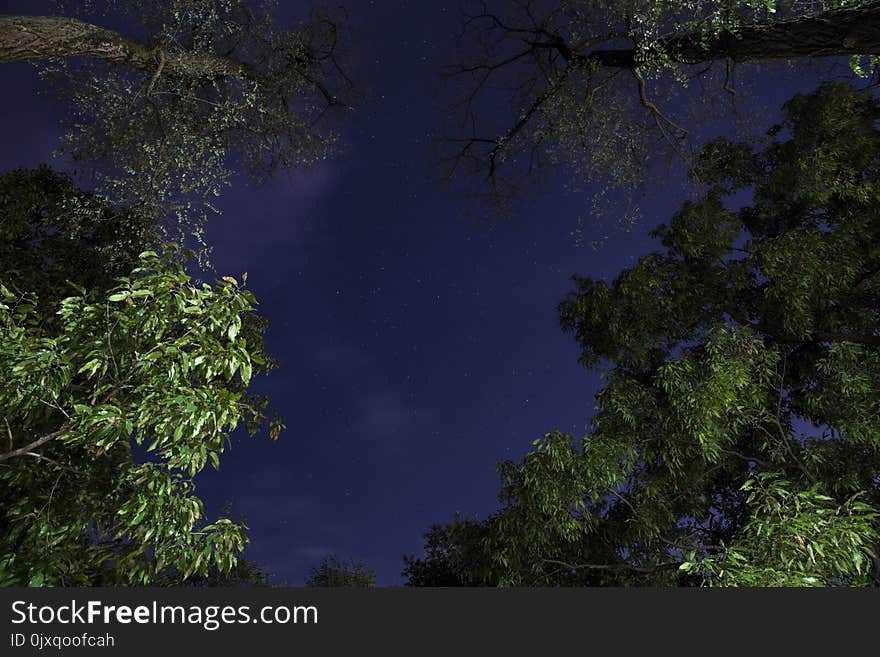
left=26, top=452, right=82, bottom=475
left=610, top=489, right=637, bottom=515
left=774, top=354, right=817, bottom=485
left=633, top=67, right=688, bottom=138
left=146, top=47, right=166, bottom=96
left=632, top=67, right=694, bottom=181
left=723, top=58, right=736, bottom=95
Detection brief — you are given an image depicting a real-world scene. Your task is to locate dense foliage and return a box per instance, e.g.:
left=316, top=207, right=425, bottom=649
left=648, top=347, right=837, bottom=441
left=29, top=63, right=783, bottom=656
left=0, top=0, right=337, bottom=587
left=0, top=166, right=158, bottom=321
left=407, top=81, right=880, bottom=586
left=402, top=518, right=498, bottom=586
left=0, top=238, right=281, bottom=585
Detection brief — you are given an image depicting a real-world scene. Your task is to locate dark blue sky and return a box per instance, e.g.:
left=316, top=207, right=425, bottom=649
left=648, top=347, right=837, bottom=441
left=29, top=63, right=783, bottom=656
left=0, top=0, right=831, bottom=584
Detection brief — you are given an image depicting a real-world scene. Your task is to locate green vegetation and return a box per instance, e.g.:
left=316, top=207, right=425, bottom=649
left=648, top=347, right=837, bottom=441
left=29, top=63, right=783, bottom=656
left=407, top=82, right=880, bottom=586
left=0, top=0, right=347, bottom=587
left=3, top=0, right=880, bottom=589
left=0, top=239, right=281, bottom=585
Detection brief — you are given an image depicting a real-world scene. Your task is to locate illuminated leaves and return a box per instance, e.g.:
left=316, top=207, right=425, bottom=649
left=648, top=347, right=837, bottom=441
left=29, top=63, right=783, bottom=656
left=0, top=247, right=281, bottom=585
left=681, top=475, right=879, bottom=586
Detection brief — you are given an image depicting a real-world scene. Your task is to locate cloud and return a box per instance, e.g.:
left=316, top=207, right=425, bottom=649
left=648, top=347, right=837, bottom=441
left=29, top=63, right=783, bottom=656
left=358, top=392, right=413, bottom=437
left=266, top=159, right=351, bottom=201
left=205, top=159, right=352, bottom=276
left=295, top=545, right=336, bottom=560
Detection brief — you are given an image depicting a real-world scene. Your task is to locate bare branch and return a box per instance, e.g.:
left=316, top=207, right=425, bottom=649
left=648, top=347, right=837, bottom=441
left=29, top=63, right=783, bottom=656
left=442, top=1, right=880, bottom=200
left=26, top=451, right=83, bottom=475
left=0, top=428, right=68, bottom=463
left=145, top=47, right=166, bottom=96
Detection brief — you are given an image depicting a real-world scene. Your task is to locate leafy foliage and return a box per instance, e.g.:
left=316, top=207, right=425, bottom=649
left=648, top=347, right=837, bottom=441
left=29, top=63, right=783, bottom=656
left=15, top=0, right=356, bottom=260
left=304, top=555, right=376, bottom=588
left=0, top=245, right=282, bottom=586
left=402, top=518, right=499, bottom=586
left=157, top=556, right=273, bottom=587
left=680, top=475, right=878, bottom=586
left=0, top=166, right=158, bottom=324
left=411, top=81, right=880, bottom=586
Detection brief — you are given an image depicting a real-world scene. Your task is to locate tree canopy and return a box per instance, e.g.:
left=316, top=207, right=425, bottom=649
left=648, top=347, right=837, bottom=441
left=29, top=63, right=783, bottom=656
left=408, top=81, right=880, bottom=586
left=402, top=518, right=499, bottom=586
left=6, top=1, right=880, bottom=590
left=0, top=0, right=341, bottom=586
left=0, top=0, right=355, bottom=257
left=442, top=0, right=880, bottom=210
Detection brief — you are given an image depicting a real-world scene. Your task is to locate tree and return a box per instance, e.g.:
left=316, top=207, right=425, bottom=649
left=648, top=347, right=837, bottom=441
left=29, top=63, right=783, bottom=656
left=0, top=240, right=283, bottom=586
left=0, top=1, right=315, bottom=587
left=304, top=555, right=376, bottom=587
left=0, top=166, right=159, bottom=324
left=442, top=0, right=880, bottom=209
left=420, top=81, right=880, bottom=586
left=402, top=517, right=500, bottom=586
left=0, top=1, right=355, bottom=255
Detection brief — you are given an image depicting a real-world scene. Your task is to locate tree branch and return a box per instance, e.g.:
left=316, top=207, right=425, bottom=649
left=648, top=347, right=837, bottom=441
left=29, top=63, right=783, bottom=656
left=541, top=558, right=681, bottom=574
left=582, top=1, right=880, bottom=69
left=0, top=427, right=68, bottom=463
left=0, top=16, right=256, bottom=80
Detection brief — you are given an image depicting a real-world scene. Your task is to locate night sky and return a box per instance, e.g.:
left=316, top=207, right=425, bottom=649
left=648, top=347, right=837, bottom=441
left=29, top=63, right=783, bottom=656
left=0, top=0, right=834, bottom=585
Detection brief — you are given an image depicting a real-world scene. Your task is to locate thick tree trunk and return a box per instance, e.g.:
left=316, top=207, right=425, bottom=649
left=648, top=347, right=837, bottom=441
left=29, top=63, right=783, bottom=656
left=0, top=15, right=252, bottom=79
left=585, top=1, right=880, bottom=68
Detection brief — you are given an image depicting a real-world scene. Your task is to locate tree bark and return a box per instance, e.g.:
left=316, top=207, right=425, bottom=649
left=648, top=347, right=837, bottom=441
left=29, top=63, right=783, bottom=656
left=584, top=2, right=880, bottom=69
left=0, top=15, right=254, bottom=80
